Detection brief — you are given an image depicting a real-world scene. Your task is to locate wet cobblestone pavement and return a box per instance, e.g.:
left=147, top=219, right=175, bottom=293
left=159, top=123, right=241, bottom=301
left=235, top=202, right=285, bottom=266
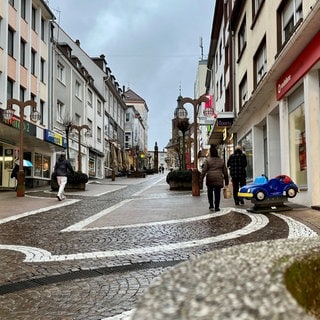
left=0, top=174, right=319, bottom=319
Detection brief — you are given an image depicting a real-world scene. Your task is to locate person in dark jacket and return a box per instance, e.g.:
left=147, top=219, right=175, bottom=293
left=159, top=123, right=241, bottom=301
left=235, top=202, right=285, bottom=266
left=54, top=151, right=74, bottom=201
left=227, top=146, right=247, bottom=205
left=201, top=145, right=229, bottom=212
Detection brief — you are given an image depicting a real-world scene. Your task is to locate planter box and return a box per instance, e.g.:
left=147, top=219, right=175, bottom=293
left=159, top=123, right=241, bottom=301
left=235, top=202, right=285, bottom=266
left=169, top=181, right=192, bottom=190
left=51, top=181, right=86, bottom=191
left=127, top=171, right=146, bottom=178
left=65, top=183, right=86, bottom=191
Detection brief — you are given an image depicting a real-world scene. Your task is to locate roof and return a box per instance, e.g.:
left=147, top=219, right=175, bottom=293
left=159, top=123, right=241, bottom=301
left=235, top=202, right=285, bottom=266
left=124, top=89, right=145, bottom=103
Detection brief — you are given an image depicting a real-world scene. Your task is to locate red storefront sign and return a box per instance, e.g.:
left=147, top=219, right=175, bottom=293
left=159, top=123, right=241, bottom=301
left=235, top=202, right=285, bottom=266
left=276, top=31, right=320, bottom=100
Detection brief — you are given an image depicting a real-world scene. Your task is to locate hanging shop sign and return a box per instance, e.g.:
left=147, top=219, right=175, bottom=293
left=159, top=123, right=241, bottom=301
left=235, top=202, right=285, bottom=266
left=44, top=129, right=67, bottom=148
left=216, top=118, right=233, bottom=127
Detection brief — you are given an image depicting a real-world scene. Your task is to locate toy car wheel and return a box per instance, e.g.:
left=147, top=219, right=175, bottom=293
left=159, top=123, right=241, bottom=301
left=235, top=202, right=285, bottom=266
left=254, top=190, right=266, bottom=201
left=286, top=188, right=297, bottom=198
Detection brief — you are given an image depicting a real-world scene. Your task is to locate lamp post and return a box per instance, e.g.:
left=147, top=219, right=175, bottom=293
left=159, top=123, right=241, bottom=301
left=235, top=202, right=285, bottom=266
left=71, top=124, right=90, bottom=172
left=178, top=94, right=209, bottom=196
left=3, top=99, right=41, bottom=197
left=147, top=153, right=152, bottom=169
left=176, top=118, right=190, bottom=171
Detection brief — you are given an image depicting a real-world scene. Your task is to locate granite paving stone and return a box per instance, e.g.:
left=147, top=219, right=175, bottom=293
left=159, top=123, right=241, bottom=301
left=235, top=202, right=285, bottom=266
left=0, top=175, right=319, bottom=319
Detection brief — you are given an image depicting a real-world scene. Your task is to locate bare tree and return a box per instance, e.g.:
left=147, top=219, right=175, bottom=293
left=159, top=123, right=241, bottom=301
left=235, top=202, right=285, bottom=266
left=62, top=115, right=73, bottom=159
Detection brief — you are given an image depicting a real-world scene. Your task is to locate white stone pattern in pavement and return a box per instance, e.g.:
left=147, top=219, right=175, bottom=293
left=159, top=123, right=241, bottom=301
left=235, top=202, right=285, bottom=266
left=0, top=208, right=317, bottom=263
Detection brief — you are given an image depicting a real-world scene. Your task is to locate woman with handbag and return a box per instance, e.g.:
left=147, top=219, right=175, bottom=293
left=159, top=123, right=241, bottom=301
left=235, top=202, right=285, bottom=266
left=201, top=145, right=229, bottom=212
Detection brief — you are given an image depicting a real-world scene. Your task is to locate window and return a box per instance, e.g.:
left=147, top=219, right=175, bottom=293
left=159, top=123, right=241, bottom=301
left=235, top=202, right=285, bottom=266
left=75, top=113, right=81, bottom=125
left=278, top=0, right=302, bottom=46
left=41, top=18, right=45, bottom=41
left=75, top=80, right=82, bottom=99
left=239, top=131, right=253, bottom=181
left=87, top=119, right=93, bottom=132
left=219, top=76, right=223, bottom=98
left=254, top=37, right=266, bottom=86
left=97, top=126, right=101, bottom=143
left=57, top=63, right=65, bottom=83
left=87, top=89, right=93, bottom=108
left=20, top=39, right=26, bottom=66
left=57, top=101, right=65, bottom=123
left=126, top=113, right=130, bottom=122
left=7, top=78, right=14, bottom=99
left=97, top=100, right=102, bottom=115
left=239, top=73, right=248, bottom=109
left=19, top=86, right=25, bottom=101
left=31, top=6, right=36, bottom=31
left=31, top=49, right=36, bottom=75
left=21, top=0, right=26, bottom=19
left=40, top=100, right=44, bottom=125
left=34, top=153, right=50, bottom=178
left=252, top=0, right=264, bottom=18
left=238, top=17, right=246, bottom=57
left=8, top=28, right=14, bottom=57
left=288, top=85, right=306, bottom=186
left=40, top=58, right=45, bottom=82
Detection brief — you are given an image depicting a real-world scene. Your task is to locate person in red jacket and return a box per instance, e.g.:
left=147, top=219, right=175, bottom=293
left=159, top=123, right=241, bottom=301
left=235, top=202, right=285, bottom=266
left=201, top=145, right=229, bottom=212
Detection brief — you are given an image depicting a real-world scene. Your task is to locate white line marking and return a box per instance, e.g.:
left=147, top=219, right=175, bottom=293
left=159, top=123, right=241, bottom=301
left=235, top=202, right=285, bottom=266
left=0, top=199, right=79, bottom=225
left=132, top=176, right=165, bottom=196
left=0, top=211, right=269, bottom=262
left=61, top=199, right=133, bottom=232
left=271, top=212, right=318, bottom=238
left=68, top=208, right=247, bottom=231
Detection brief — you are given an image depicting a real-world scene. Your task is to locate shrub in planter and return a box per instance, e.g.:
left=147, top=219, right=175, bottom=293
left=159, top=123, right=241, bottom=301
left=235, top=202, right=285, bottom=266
left=51, top=172, right=89, bottom=191
left=146, top=168, right=154, bottom=175
left=166, top=170, right=192, bottom=190
left=166, top=170, right=192, bottom=184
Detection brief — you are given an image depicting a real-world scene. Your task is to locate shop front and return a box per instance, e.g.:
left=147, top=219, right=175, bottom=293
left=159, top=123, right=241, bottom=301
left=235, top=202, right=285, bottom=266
left=276, top=32, right=320, bottom=206
left=0, top=109, right=66, bottom=189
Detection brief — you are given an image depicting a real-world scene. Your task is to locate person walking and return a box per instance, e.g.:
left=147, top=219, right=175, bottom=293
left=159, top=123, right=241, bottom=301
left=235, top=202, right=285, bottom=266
left=54, top=151, right=74, bottom=201
left=201, top=145, right=229, bottom=212
left=227, top=145, right=247, bottom=205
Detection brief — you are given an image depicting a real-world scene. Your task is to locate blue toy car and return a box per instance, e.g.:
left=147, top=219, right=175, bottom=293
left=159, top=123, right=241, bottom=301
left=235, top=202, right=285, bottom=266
left=238, top=174, right=299, bottom=201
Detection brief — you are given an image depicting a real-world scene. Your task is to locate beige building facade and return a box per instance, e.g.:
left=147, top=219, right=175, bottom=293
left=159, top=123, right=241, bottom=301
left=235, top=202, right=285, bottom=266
left=227, top=0, right=320, bottom=206
left=0, top=0, right=56, bottom=188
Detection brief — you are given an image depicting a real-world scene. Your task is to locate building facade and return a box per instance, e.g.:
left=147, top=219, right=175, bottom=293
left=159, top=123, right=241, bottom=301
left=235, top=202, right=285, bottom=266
left=0, top=0, right=56, bottom=188
left=207, top=0, right=320, bottom=206
left=0, top=1, right=149, bottom=189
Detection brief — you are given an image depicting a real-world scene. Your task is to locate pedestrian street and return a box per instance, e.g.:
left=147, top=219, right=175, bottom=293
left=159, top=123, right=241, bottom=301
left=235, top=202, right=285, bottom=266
left=0, top=174, right=318, bottom=319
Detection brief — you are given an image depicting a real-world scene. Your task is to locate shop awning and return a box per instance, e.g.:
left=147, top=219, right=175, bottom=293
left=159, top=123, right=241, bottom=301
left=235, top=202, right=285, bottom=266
left=207, top=114, right=234, bottom=145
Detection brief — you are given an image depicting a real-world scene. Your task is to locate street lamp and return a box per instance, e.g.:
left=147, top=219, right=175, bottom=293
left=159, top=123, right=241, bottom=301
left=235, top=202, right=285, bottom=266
left=178, top=94, right=209, bottom=196
left=3, top=99, right=41, bottom=197
left=71, top=124, right=90, bottom=172
left=176, top=118, right=190, bottom=170
left=147, top=153, right=152, bottom=169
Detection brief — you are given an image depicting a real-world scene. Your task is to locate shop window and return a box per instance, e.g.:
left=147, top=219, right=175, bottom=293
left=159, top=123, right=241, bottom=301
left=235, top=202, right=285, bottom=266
left=289, top=103, right=307, bottom=186
left=239, top=131, right=253, bottom=181
left=34, top=153, right=51, bottom=178
left=89, top=157, right=95, bottom=176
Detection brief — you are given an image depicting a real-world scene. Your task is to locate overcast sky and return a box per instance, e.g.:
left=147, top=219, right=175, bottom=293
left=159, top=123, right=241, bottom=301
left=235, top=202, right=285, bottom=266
left=48, top=0, right=214, bottom=151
